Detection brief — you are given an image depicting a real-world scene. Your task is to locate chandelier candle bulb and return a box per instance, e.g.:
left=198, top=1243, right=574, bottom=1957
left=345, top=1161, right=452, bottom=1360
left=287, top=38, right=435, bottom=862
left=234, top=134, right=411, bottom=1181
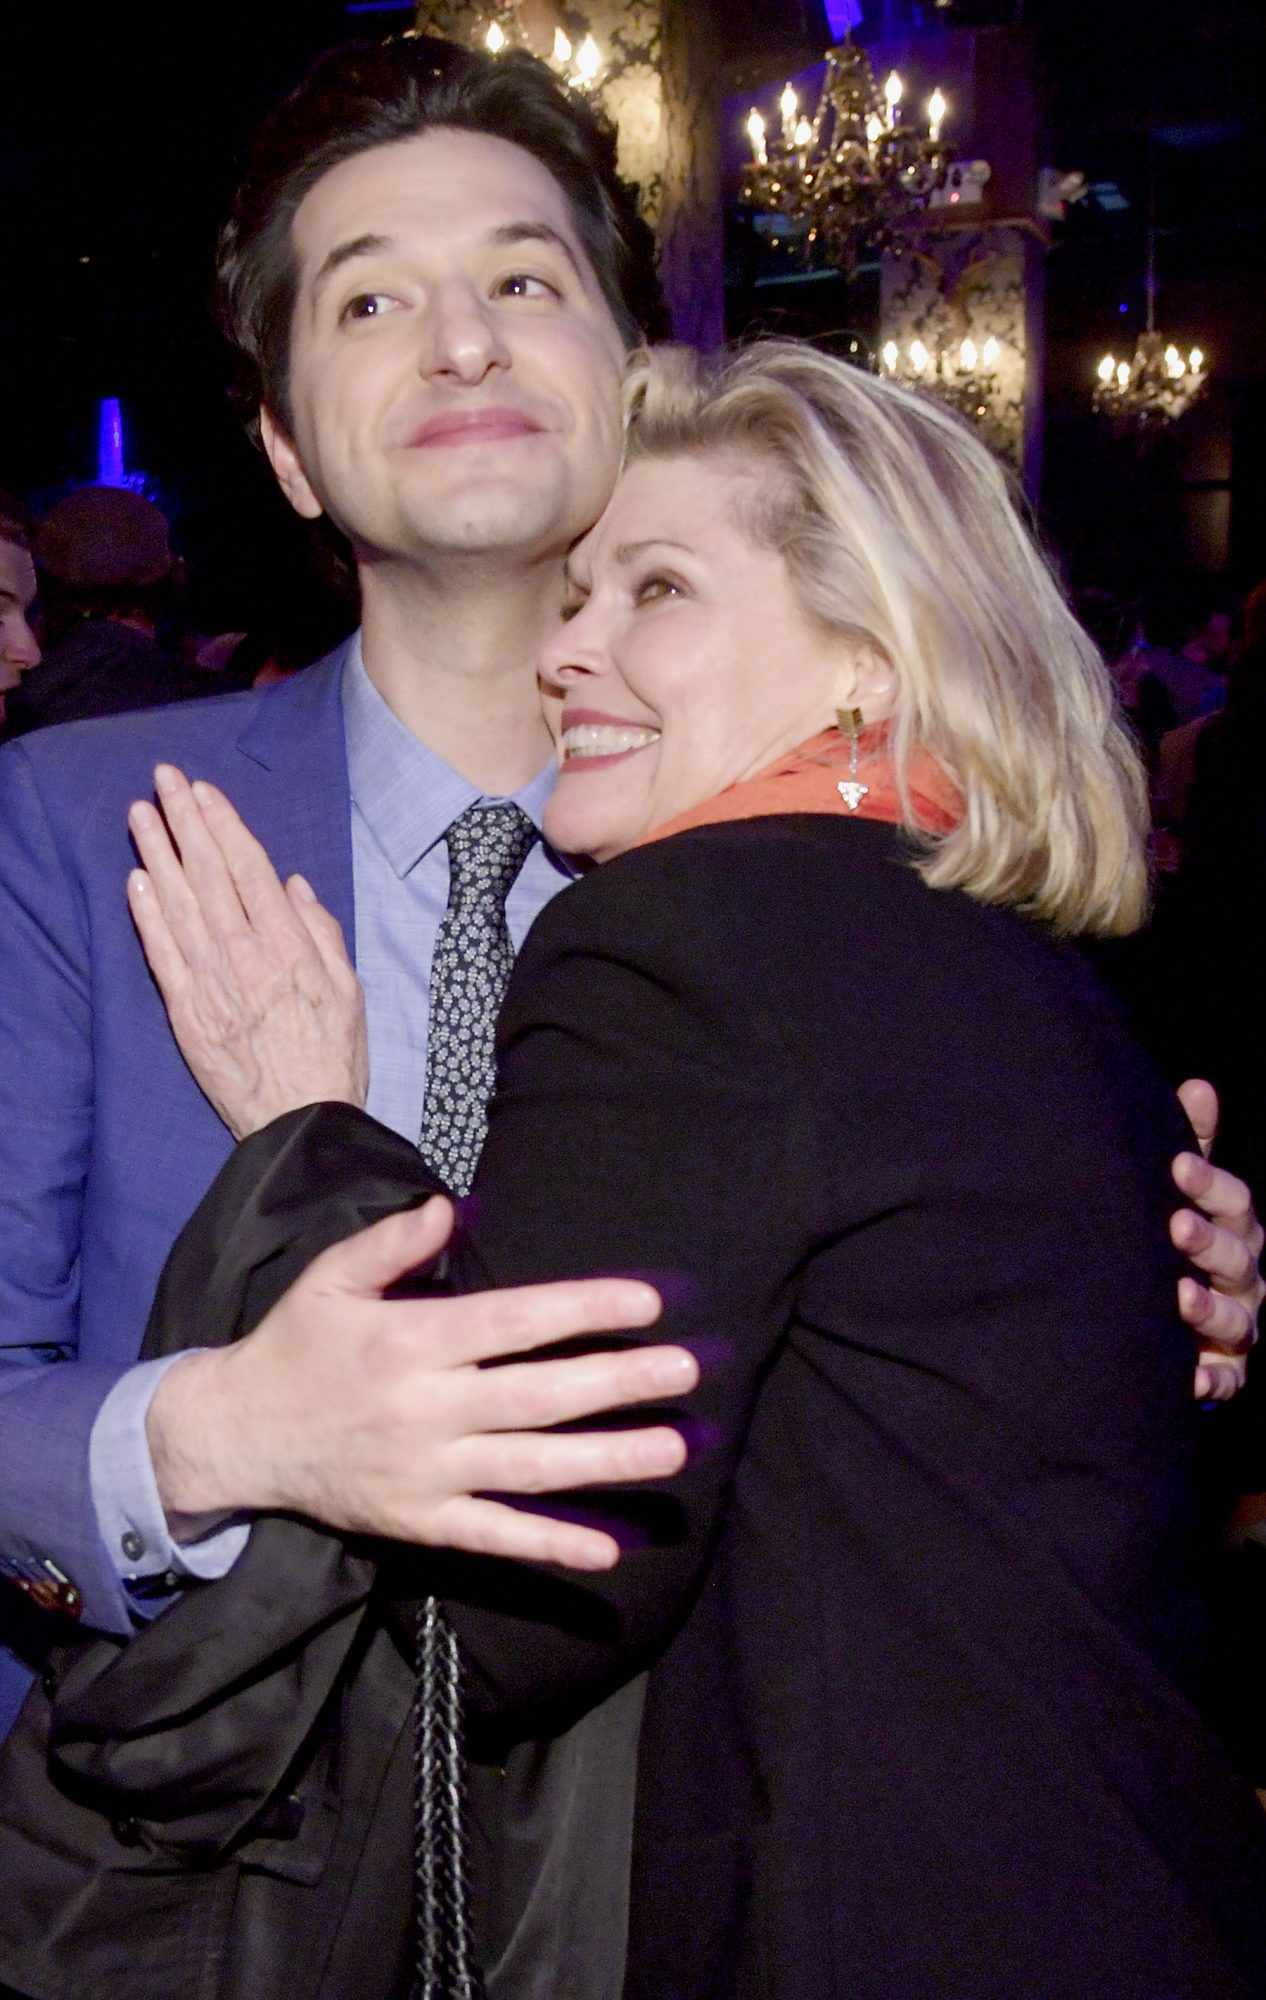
left=553, top=27, right=572, bottom=64
left=1098, top=354, right=1116, bottom=383
left=485, top=20, right=505, bottom=53
left=882, top=341, right=899, bottom=372
left=1189, top=348, right=1204, bottom=373
left=927, top=90, right=946, bottom=143
left=910, top=339, right=930, bottom=373
left=959, top=338, right=978, bottom=372
left=1116, top=361, right=1131, bottom=390
left=794, top=118, right=813, bottom=150
left=981, top=337, right=999, bottom=370
left=575, top=35, right=601, bottom=84
left=747, top=109, right=768, bottom=164
left=884, top=70, right=903, bottom=128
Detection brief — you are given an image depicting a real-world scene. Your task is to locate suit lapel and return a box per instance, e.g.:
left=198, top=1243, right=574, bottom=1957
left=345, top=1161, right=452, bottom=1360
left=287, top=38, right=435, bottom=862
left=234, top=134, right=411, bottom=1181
left=232, top=643, right=359, bottom=961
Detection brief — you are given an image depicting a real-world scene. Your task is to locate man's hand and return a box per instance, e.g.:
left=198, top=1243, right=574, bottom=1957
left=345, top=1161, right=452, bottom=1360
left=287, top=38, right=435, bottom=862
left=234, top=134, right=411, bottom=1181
left=147, top=1195, right=695, bottom=1572
left=1172, top=1079, right=1263, bottom=1400
left=128, top=764, right=367, bottom=1139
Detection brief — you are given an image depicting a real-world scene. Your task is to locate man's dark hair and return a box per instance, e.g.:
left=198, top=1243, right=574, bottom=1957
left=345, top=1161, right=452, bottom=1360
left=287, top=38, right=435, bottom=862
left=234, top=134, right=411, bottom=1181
left=217, top=36, right=666, bottom=443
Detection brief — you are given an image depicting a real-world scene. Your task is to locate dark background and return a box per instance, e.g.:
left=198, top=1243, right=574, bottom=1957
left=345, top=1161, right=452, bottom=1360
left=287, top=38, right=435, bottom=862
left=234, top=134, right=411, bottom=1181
left=2, top=0, right=1262, bottom=628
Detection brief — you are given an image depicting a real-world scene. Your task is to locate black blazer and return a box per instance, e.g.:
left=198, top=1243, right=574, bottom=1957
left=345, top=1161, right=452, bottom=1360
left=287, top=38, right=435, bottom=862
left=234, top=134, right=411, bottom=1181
left=15, top=816, right=1266, bottom=1999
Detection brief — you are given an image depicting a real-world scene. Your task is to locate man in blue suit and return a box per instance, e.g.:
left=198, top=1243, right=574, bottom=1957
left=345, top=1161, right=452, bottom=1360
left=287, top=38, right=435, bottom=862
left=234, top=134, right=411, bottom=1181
left=0, top=40, right=677, bottom=1737
left=0, top=31, right=1258, bottom=1999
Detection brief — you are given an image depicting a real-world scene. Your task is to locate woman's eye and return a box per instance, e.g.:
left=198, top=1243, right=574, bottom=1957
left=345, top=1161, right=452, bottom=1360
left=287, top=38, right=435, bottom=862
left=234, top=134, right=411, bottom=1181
left=340, top=292, right=400, bottom=323
left=634, top=575, right=683, bottom=607
left=559, top=596, right=588, bottom=623
left=496, top=272, right=559, bottom=301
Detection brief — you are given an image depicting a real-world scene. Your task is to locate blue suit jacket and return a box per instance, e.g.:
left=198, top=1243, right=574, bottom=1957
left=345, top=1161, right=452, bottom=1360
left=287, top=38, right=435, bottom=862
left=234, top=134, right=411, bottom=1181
left=0, top=646, right=355, bottom=1735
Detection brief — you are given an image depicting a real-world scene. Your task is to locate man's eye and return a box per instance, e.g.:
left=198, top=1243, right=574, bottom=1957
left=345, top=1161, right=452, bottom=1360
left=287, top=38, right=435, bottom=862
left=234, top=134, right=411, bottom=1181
left=496, top=273, right=559, bottom=301
left=340, top=292, right=400, bottom=323
left=559, top=596, right=588, bottom=623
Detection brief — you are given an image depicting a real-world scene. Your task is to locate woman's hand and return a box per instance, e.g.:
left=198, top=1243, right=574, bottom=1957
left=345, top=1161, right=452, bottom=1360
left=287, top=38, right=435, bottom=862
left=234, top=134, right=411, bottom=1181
left=127, top=763, right=368, bottom=1140
left=1172, top=1079, right=1263, bottom=1400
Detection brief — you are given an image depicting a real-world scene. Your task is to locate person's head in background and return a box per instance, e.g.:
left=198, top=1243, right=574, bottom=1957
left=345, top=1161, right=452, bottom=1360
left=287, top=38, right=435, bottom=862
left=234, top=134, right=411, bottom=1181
left=1145, top=573, right=1235, bottom=673
left=34, top=486, right=178, bottom=651
left=0, top=494, right=41, bottom=725
left=215, top=36, right=664, bottom=584
left=541, top=340, right=1147, bottom=939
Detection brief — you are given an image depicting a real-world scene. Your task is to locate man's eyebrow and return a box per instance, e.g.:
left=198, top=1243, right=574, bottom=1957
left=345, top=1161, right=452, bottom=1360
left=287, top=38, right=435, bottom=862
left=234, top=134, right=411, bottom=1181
left=487, top=221, right=586, bottom=282
left=310, top=233, right=396, bottom=301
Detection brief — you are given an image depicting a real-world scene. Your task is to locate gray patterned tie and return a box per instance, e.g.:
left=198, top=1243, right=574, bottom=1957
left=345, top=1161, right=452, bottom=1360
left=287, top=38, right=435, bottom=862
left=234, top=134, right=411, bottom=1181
left=413, top=799, right=537, bottom=2000
left=419, top=801, right=539, bottom=1192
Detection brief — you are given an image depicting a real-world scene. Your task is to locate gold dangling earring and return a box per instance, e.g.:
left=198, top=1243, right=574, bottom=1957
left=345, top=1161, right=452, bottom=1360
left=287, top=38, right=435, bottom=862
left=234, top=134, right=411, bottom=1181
left=835, top=707, right=869, bottom=812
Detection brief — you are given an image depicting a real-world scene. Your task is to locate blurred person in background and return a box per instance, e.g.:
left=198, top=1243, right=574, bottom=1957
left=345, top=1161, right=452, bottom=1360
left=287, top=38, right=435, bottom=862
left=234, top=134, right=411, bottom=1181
left=0, top=495, right=40, bottom=732
left=1135, top=572, right=1234, bottom=757
left=3, top=486, right=202, bottom=737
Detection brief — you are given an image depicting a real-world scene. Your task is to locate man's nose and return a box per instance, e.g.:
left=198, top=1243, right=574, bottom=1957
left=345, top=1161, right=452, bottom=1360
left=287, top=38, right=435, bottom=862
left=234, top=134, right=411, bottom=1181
left=419, top=282, right=509, bottom=384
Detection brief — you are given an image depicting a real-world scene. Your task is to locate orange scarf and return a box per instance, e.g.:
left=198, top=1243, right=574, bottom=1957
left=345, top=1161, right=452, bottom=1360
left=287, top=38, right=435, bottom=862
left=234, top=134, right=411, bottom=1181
left=633, top=725, right=962, bottom=849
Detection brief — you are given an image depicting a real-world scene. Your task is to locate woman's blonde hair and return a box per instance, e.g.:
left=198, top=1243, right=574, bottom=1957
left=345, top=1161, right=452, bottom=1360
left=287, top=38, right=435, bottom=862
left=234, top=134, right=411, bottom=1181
left=620, top=340, right=1149, bottom=937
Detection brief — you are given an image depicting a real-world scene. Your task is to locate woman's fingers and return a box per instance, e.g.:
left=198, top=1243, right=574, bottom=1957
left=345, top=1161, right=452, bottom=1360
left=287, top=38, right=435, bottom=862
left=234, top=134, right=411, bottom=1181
left=151, top=765, right=253, bottom=942
left=128, top=793, right=213, bottom=960
left=127, top=867, right=192, bottom=1007
left=287, top=873, right=357, bottom=984
left=190, top=777, right=307, bottom=942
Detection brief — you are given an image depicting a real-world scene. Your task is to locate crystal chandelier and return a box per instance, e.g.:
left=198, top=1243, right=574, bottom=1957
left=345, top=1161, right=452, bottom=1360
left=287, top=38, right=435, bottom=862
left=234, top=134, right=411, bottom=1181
left=1093, top=222, right=1208, bottom=432
left=879, top=333, right=1009, bottom=452
left=409, top=5, right=603, bottom=91
left=742, top=38, right=950, bottom=270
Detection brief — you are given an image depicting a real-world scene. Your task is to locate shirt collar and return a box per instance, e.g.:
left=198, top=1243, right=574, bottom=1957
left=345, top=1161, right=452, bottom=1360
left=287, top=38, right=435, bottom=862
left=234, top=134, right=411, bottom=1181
left=341, top=633, right=563, bottom=879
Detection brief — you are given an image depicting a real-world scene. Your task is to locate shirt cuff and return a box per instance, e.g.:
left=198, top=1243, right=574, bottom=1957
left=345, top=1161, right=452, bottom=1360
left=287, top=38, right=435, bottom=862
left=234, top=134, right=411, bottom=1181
left=88, top=1354, right=251, bottom=1594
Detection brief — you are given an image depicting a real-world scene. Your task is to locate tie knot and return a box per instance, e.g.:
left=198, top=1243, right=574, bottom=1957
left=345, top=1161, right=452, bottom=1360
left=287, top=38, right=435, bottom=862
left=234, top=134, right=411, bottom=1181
left=444, top=801, right=538, bottom=911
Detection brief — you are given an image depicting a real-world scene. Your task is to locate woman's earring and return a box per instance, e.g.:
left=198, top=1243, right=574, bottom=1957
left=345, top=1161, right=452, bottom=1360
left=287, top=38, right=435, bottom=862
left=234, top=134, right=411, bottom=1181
left=835, top=707, right=869, bottom=812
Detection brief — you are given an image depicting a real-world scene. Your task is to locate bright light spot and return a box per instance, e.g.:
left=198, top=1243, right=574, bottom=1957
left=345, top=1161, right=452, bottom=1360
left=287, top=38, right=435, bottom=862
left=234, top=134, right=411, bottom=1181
left=866, top=114, right=883, bottom=145
left=1189, top=348, right=1204, bottom=372
left=1098, top=354, right=1116, bottom=383
left=576, top=35, right=601, bottom=81
left=981, top=336, right=999, bottom=368
left=909, top=339, right=929, bottom=372
left=553, top=27, right=572, bottom=63
left=795, top=118, right=813, bottom=148
left=960, top=338, right=978, bottom=371
left=882, top=341, right=899, bottom=372
left=781, top=83, right=798, bottom=121
left=485, top=20, right=505, bottom=52
left=1116, top=361, right=1131, bottom=389
left=884, top=70, right=903, bottom=108
left=927, top=89, right=946, bottom=135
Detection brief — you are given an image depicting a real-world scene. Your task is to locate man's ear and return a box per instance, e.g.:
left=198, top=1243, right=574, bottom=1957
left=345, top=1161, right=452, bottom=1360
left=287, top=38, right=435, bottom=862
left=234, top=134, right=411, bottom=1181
left=835, top=642, right=897, bottom=723
left=260, top=407, right=324, bottom=521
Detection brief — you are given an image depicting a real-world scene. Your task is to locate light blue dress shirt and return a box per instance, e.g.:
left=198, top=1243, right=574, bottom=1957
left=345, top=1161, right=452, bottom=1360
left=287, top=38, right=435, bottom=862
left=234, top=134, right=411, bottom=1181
left=89, top=637, right=573, bottom=1593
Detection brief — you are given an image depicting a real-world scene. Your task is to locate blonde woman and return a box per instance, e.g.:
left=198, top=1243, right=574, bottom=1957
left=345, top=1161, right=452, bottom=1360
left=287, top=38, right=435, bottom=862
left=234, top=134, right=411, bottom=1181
left=122, top=342, right=1266, bottom=1996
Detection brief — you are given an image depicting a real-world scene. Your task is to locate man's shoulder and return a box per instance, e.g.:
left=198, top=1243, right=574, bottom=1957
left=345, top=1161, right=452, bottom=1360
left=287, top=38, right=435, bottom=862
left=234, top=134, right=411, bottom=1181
left=0, top=648, right=348, bottom=809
